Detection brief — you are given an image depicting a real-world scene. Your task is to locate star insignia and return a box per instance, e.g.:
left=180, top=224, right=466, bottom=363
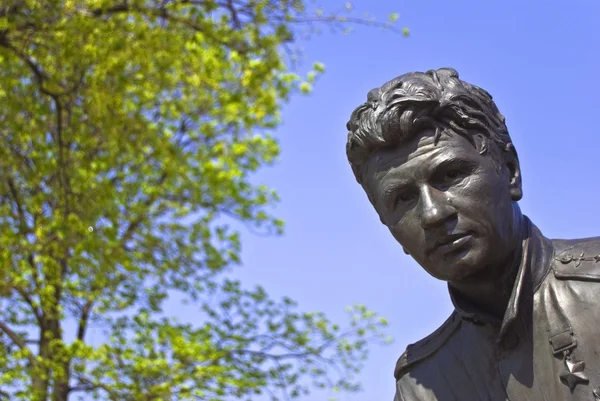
left=594, top=254, right=600, bottom=263
left=574, top=252, right=585, bottom=267
left=559, top=358, right=589, bottom=392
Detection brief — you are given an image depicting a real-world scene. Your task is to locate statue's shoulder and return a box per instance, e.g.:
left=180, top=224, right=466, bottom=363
left=394, top=311, right=460, bottom=380
left=552, top=236, right=600, bottom=280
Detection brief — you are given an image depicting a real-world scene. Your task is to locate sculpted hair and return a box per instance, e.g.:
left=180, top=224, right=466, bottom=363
left=346, top=68, right=514, bottom=184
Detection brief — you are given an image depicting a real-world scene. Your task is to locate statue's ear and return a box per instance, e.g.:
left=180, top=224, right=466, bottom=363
left=473, top=133, right=489, bottom=156
left=504, top=143, right=522, bottom=201
left=474, top=135, right=522, bottom=200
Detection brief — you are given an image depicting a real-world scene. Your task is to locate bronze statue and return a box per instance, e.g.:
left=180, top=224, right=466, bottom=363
left=346, top=68, right=600, bottom=401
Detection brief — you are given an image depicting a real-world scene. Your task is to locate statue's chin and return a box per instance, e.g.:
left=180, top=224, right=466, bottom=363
left=427, top=248, right=491, bottom=283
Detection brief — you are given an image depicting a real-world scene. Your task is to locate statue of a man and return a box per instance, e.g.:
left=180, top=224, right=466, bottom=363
left=345, top=68, right=600, bottom=401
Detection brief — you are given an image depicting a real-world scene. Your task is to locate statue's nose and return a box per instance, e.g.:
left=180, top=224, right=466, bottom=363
left=419, top=187, right=456, bottom=230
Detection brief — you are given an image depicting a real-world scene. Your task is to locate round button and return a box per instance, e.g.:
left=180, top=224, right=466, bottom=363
left=501, top=333, right=519, bottom=350
left=559, top=253, right=573, bottom=264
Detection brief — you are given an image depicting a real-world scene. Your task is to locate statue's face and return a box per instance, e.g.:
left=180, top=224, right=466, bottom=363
left=362, top=128, right=521, bottom=283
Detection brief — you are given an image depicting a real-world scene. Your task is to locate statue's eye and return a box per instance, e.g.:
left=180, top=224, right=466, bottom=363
left=445, top=169, right=461, bottom=179
left=398, top=191, right=416, bottom=202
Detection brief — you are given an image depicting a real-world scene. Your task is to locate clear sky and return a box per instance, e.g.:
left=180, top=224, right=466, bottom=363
left=224, top=0, right=600, bottom=400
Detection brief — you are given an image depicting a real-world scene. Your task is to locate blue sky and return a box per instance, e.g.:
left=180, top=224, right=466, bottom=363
left=225, top=0, right=600, bottom=400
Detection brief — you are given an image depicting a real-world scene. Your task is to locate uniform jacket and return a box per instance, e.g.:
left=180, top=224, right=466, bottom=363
left=394, top=219, right=600, bottom=401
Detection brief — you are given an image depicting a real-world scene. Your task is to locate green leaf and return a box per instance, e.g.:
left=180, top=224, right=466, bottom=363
left=300, top=82, right=312, bottom=93
left=0, top=1, right=400, bottom=400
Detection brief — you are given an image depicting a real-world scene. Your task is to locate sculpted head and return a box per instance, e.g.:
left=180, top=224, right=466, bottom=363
left=346, top=68, right=524, bottom=283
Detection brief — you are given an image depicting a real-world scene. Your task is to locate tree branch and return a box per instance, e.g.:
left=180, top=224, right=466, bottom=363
left=0, top=35, right=60, bottom=99
left=70, top=378, right=120, bottom=401
left=0, top=320, right=35, bottom=365
left=14, top=286, right=43, bottom=325
left=119, top=172, right=168, bottom=248
left=77, top=299, right=94, bottom=342
left=291, top=15, right=406, bottom=35
left=5, top=174, right=28, bottom=233
left=83, top=1, right=250, bottom=53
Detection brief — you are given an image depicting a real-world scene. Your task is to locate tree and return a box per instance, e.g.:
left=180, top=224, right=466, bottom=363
left=0, top=1, right=404, bottom=400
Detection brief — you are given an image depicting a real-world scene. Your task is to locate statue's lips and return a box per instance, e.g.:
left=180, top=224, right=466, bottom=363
left=427, top=233, right=473, bottom=255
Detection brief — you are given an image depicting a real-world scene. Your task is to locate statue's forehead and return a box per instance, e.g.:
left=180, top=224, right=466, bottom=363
left=369, top=132, right=471, bottom=174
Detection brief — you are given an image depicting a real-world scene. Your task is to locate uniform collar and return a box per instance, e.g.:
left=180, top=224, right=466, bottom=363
left=448, top=217, right=553, bottom=340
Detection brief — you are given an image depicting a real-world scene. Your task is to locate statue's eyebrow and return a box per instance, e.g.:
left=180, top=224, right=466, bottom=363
left=428, top=156, right=478, bottom=178
left=383, top=180, right=411, bottom=196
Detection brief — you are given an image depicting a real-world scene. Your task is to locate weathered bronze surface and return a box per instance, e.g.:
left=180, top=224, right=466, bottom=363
left=346, top=68, right=600, bottom=401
